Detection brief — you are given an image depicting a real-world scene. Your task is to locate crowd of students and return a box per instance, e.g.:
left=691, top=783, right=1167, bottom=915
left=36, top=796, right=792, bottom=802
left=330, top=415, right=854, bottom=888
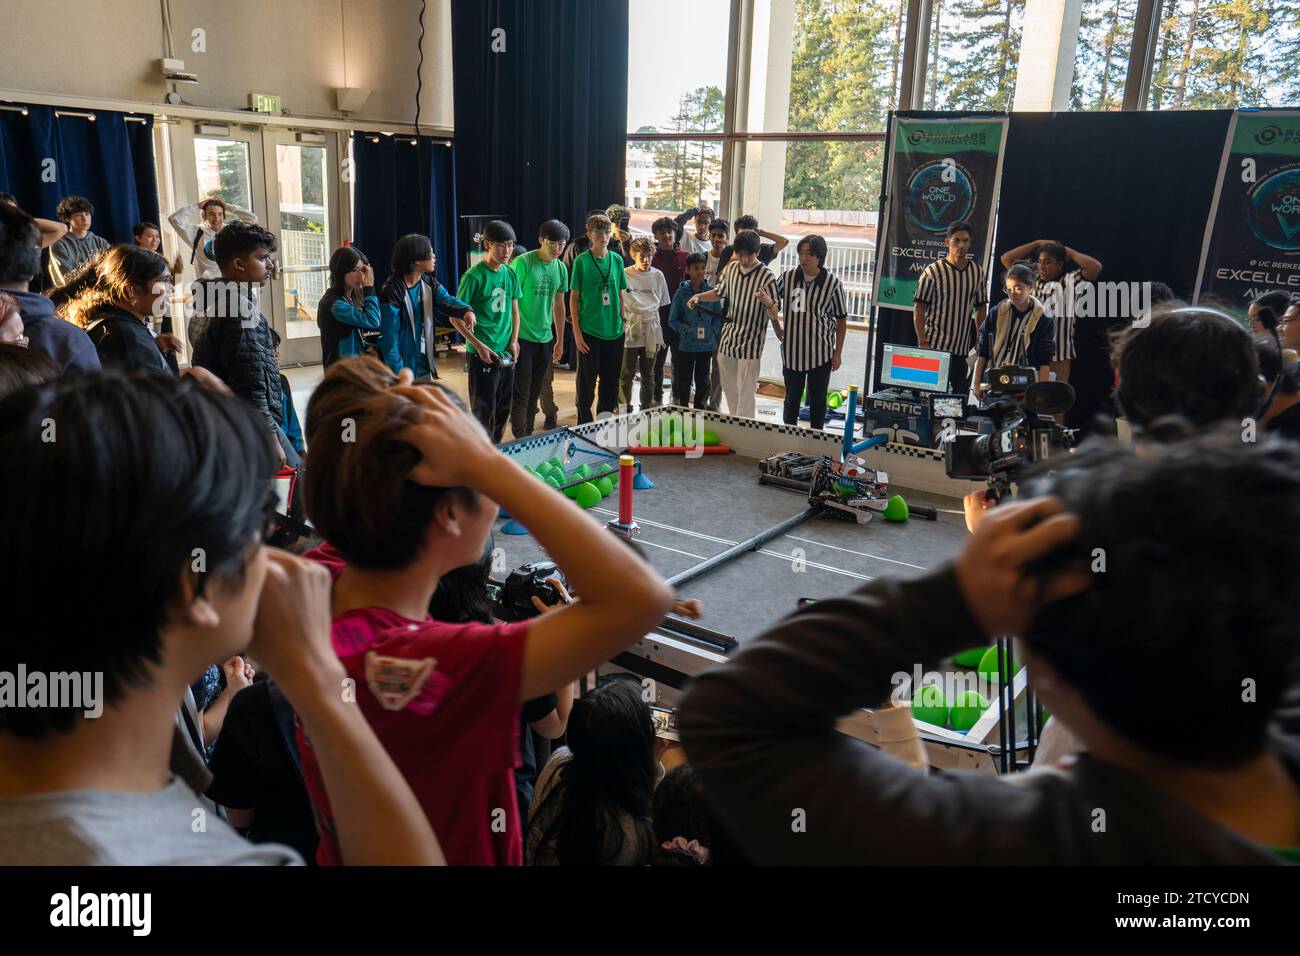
left=1, top=183, right=1299, bottom=866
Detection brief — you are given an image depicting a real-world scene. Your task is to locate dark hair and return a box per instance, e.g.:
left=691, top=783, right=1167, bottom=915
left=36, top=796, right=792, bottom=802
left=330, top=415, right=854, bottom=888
left=1147, top=281, right=1176, bottom=308
left=946, top=220, right=973, bottom=239
left=1022, top=428, right=1300, bottom=765
left=529, top=678, right=657, bottom=866
left=269, top=327, right=282, bottom=350
left=199, top=197, right=228, bottom=214
left=511, top=243, right=527, bottom=261
left=61, top=244, right=169, bottom=328
left=1005, top=261, right=1037, bottom=287
left=708, top=219, right=730, bottom=237
left=0, top=373, right=275, bottom=738
left=1253, top=290, right=1293, bottom=332
left=685, top=252, right=708, bottom=269
left=539, top=219, right=570, bottom=243
left=0, top=342, right=59, bottom=403
left=212, top=221, right=277, bottom=269
left=0, top=200, right=42, bottom=284
left=1255, top=333, right=1300, bottom=395
left=133, top=221, right=160, bottom=239
left=734, top=214, right=758, bottom=232
left=0, top=192, right=16, bottom=206
left=56, top=195, right=93, bottom=222
left=327, top=245, right=369, bottom=299
left=733, top=231, right=761, bottom=256
left=652, top=764, right=751, bottom=866
left=428, top=534, right=496, bottom=625
left=1114, top=305, right=1260, bottom=431
left=483, top=220, right=516, bottom=245
left=797, top=235, right=827, bottom=268
left=390, top=234, right=434, bottom=277
left=303, top=357, right=479, bottom=570
left=1037, top=241, right=1067, bottom=263
left=652, top=217, right=677, bottom=236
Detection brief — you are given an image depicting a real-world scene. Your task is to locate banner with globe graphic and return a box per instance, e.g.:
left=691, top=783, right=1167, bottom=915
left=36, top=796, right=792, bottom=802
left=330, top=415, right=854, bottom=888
left=874, top=116, right=1008, bottom=312
left=1196, top=111, right=1300, bottom=309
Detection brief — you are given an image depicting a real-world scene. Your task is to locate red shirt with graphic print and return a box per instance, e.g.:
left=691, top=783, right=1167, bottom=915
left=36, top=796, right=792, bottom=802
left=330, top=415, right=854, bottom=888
left=296, top=543, right=529, bottom=866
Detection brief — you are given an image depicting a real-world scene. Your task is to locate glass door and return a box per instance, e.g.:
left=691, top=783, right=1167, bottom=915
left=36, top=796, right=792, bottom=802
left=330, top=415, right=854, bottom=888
left=262, top=130, right=339, bottom=366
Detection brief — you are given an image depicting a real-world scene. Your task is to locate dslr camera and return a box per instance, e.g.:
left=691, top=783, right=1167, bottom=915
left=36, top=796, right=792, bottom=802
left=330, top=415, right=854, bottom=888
left=943, top=366, right=1076, bottom=502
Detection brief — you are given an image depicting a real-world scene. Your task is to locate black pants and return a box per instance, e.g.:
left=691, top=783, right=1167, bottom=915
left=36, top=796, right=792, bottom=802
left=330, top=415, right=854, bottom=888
left=511, top=338, right=552, bottom=438
left=947, top=350, right=971, bottom=396
left=652, top=316, right=678, bottom=405
left=783, top=361, right=834, bottom=429
left=575, top=333, right=625, bottom=424
left=467, top=355, right=516, bottom=443
left=671, top=348, right=713, bottom=408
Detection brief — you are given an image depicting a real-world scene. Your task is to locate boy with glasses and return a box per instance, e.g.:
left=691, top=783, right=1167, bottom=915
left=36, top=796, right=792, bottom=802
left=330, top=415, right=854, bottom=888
left=454, top=219, right=523, bottom=443
left=510, top=220, right=571, bottom=436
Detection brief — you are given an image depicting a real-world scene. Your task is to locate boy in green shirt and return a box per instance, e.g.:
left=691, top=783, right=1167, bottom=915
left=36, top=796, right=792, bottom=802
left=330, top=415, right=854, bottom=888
left=568, top=213, right=628, bottom=423
left=509, top=219, right=570, bottom=437
left=453, top=219, right=522, bottom=442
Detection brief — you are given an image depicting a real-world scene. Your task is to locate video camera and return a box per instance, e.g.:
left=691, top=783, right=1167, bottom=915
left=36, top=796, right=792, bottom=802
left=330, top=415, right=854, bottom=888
left=943, top=366, right=1076, bottom=502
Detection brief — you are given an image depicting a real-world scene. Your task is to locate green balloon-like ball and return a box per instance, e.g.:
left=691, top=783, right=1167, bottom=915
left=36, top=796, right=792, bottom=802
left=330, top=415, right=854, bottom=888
left=610, top=468, right=620, bottom=485
left=544, top=476, right=562, bottom=489
left=546, top=457, right=563, bottom=473
left=702, top=429, right=720, bottom=447
left=978, top=645, right=1020, bottom=684
left=911, top=683, right=948, bottom=727
left=575, top=482, right=602, bottom=509
left=949, top=690, right=989, bottom=731
left=882, top=495, right=909, bottom=522
left=564, top=481, right=582, bottom=498
left=952, top=646, right=990, bottom=667
left=827, top=390, right=845, bottom=409
left=596, top=476, right=614, bottom=497
left=574, top=463, right=593, bottom=479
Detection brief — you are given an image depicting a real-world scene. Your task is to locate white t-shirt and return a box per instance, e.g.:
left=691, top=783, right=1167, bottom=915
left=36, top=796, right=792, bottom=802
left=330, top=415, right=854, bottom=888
left=679, top=232, right=710, bottom=255
left=621, top=266, right=671, bottom=349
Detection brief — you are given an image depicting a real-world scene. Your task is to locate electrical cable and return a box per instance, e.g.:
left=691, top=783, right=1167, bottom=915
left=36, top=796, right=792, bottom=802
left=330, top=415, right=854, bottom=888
left=414, top=0, right=428, bottom=235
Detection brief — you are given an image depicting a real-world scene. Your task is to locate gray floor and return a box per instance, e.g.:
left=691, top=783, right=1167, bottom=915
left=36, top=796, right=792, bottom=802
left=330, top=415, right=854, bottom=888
left=494, top=453, right=968, bottom=646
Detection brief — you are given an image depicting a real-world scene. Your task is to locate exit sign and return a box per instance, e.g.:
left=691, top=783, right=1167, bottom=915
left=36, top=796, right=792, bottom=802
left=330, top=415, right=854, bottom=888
left=250, top=93, right=281, bottom=114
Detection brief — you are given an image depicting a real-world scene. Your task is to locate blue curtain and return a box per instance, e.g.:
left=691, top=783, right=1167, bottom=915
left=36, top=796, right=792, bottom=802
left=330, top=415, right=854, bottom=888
left=351, top=132, right=458, bottom=291
left=449, top=0, right=629, bottom=251
left=0, top=101, right=159, bottom=244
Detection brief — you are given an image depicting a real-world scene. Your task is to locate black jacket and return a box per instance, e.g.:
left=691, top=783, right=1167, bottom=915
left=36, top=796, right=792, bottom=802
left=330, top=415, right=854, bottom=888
left=679, top=564, right=1300, bottom=865
left=191, top=282, right=282, bottom=430
left=84, top=306, right=172, bottom=376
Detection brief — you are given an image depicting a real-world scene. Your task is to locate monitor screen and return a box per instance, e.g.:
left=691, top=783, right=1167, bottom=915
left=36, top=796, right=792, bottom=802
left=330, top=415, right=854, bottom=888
left=929, top=394, right=966, bottom=421
left=880, top=344, right=951, bottom=393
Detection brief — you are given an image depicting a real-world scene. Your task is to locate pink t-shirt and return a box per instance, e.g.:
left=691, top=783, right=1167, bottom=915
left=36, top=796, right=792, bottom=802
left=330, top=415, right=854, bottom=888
left=297, top=544, right=529, bottom=866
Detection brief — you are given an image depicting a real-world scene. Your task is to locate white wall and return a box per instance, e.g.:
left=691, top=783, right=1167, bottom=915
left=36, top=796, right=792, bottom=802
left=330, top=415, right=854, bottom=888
left=0, top=0, right=453, bottom=127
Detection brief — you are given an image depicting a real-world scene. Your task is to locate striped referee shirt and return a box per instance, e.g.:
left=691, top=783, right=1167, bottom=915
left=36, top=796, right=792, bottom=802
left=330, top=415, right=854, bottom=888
left=715, top=259, right=777, bottom=360
left=774, top=267, right=848, bottom=372
left=914, top=257, right=987, bottom=355
left=1035, top=269, right=1079, bottom=362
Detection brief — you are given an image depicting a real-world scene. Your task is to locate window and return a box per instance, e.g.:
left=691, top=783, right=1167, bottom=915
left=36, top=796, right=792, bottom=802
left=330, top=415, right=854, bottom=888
left=783, top=0, right=908, bottom=133
left=625, top=139, right=724, bottom=231
left=924, top=0, right=1025, bottom=111
left=1147, top=0, right=1299, bottom=109
left=194, top=138, right=252, bottom=210
left=627, top=0, right=731, bottom=134
left=1069, top=0, right=1135, bottom=110
left=275, top=143, right=330, bottom=339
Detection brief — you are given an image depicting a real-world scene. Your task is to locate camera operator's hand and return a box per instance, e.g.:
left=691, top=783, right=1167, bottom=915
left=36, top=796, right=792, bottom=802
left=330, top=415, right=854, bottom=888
left=962, top=489, right=995, bottom=533
left=973, top=382, right=986, bottom=401
left=530, top=577, right=574, bottom=616
left=954, top=496, right=1091, bottom=638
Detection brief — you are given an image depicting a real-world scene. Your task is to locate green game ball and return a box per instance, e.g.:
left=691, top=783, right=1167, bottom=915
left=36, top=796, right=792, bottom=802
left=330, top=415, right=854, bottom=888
left=610, top=468, right=620, bottom=485
left=544, top=475, right=562, bottom=489
left=702, top=429, right=720, bottom=447
left=564, top=480, right=582, bottom=498
left=546, top=457, right=563, bottom=472
left=911, top=683, right=948, bottom=727
left=575, top=482, right=602, bottom=509
left=827, top=390, right=845, bottom=409
left=595, top=476, right=614, bottom=497
left=574, top=464, right=593, bottom=479
left=978, top=645, right=1020, bottom=684
left=949, top=690, right=989, bottom=732
left=952, top=646, right=990, bottom=667
left=882, top=495, right=909, bottom=522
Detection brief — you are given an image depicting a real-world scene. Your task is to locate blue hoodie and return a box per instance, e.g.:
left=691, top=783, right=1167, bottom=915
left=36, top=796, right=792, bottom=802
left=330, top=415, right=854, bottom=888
left=668, top=279, right=726, bottom=353
left=377, top=274, right=471, bottom=380
left=8, top=287, right=101, bottom=374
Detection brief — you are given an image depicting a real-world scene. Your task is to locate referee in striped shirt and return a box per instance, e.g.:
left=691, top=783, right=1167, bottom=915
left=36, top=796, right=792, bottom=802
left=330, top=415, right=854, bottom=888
left=913, top=221, right=988, bottom=396
left=757, top=235, right=848, bottom=429
left=687, top=231, right=778, bottom=419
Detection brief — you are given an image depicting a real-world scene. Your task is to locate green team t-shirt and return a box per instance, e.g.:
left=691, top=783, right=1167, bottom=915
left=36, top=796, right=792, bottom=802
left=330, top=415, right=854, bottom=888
left=457, top=259, right=522, bottom=355
left=510, top=250, right=570, bottom=343
left=570, top=249, right=628, bottom=340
